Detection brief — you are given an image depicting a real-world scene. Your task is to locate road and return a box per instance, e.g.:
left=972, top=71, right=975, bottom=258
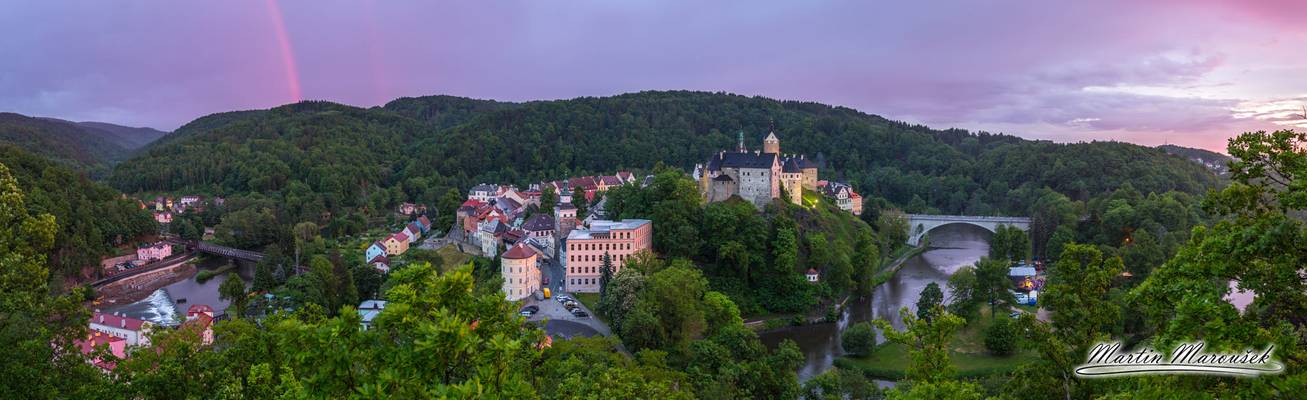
left=91, top=253, right=198, bottom=288
left=523, top=243, right=614, bottom=338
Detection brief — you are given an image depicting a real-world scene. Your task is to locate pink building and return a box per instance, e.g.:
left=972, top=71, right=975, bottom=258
left=154, top=211, right=172, bottom=224
left=136, top=242, right=172, bottom=262
left=564, top=219, right=652, bottom=293
left=76, top=331, right=127, bottom=370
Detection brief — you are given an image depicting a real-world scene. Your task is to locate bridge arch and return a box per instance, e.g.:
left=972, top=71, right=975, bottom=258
left=905, top=214, right=1031, bottom=246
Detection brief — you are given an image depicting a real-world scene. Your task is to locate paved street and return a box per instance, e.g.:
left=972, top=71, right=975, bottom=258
left=523, top=246, right=614, bottom=337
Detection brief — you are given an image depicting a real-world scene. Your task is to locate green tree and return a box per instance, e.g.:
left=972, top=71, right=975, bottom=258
left=540, top=186, right=557, bottom=215
left=915, top=282, right=943, bottom=320
left=802, top=368, right=879, bottom=400
left=572, top=186, right=588, bottom=220
left=988, top=224, right=1030, bottom=262
left=596, top=267, right=646, bottom=330
left=0, top=162, right=109, bottom=398
left=851, top=230, right=881, bottom=296
left=877, top=209, right=909, bottom=252
left=702, top=291, right=743, bottom=336
left=641, top=263, right=708, bottom=347
left=292, top=221, right=320, bottom=269
left=599, top=252, right=614, bottom=297
left=436, top=187, right=463, bottom=229
left=872, top=306, right=965, bottom=383
left=252, top=244, right=284, bottom=292
left=983, top=317, right=1016, bottom=355
left=974, top=257, right=1014, bottom=317
left=945, top=266, right=979, bottom=318
left=218, top=272, right=249, bottom=318
left=1045, top=226, right=1074, bottom=262
left=841, top=322, right=876, bottom=356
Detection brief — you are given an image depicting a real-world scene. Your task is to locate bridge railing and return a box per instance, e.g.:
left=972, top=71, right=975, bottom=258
left=905, top=214, right=1031, bottom=222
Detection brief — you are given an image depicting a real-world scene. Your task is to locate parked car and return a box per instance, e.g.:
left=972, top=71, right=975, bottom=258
left=519, top=311, right=533, bottom=317
left=521, top=305, right=539, bottom=314
left=564, top=303, right=578, bottom=311
left=572, top=310, right=589, bottom=318
left=542, top=277, right=549, bottom=285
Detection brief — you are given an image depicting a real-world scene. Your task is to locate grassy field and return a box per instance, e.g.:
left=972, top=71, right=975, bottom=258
left=574, top=292, right=600, bottom=310
left=435, top=245, right=471, bottom=272
left=835, top=310, right=1040, bottom=380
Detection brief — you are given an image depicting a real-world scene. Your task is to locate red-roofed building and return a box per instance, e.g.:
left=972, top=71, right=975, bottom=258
left=501, top=242, right=541, bottom=301
left=384, top=232, right=409, bottom=256
left=90, top=312, right=153, bottom=346
left=369, top=254, right=391, bottom=273
left=180, top=312, right=215, bottom=345
left=76, top=331, right=127, bottom=371
left=416, top=215, right=433, bottom=233
left=186, top=304, right=215, bottom=319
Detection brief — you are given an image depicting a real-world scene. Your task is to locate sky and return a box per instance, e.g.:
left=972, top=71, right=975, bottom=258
left=2, top=1, right=1305, bottom=152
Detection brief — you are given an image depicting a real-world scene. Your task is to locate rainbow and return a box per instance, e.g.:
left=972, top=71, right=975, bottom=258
left=264, top=0, right=302, bottom=102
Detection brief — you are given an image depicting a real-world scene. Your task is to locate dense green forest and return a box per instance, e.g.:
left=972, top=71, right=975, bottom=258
left=107, top=91, right=1220, bottom=253
left=0, top=145, right=155, bottom=282
left=0, top=112, right=132, bottom=176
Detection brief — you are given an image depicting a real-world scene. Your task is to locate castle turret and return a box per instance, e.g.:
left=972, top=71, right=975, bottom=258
left=763, top=131, right=780, bottom=154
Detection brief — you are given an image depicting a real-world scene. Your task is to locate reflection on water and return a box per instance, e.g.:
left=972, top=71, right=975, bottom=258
left=759, top=223, right=992, bottom=382
left=103, top=258, right=247, bottom=326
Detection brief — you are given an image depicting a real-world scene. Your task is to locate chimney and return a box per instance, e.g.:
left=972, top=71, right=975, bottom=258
left=99, top=315, right=104, bottom=323
left=121, top=320, right=126, bottom=328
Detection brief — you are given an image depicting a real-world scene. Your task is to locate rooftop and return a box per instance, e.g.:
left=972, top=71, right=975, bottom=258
left=522, top=213, right=555, bottom=231
left=502, top=242, right=537, bottom=260
left=567, top=219, right=651, bottom=240
left=91, top=312, right=150, bottom=331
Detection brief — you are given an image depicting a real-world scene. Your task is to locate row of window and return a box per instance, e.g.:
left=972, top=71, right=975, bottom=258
left=569, top=252, right=630, bottom=263
left=570, top=241, right=635, bottom=252
left=569, top=264, right=622, bottom=275
left=570, top=278, right=596, bottom=286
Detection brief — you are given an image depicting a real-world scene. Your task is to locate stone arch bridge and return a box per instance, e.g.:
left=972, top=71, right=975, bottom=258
left=905, top=214, right=1031, bottom=246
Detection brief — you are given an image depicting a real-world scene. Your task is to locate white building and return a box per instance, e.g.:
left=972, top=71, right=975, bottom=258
left=501, top=242, right=542, bottom=301
left=90, top=312, right=153, bottom=346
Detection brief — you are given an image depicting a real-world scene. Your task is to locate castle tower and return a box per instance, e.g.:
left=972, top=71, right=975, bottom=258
left=763, top=131, right=780, bottom=154
left=736, top=130, right=747, bottom=153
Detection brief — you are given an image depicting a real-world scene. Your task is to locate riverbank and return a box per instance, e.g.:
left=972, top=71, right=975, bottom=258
left=95, top=261, right=197, bottom=306
left=835, top=309, right=1040, bottom=380
left=745, top=241, right=928, bottom=332
left=871, top=238, right=929, bottom=287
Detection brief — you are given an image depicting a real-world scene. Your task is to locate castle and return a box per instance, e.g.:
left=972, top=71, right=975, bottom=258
left=696, top=130, right=817, bottom=209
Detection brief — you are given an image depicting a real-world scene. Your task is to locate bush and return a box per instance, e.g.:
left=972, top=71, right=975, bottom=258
left=984, top=317, right=1017, bottom=356
left=841, top=322, right=876, bottom=356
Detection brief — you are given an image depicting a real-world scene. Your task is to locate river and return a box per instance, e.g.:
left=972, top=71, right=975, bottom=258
left=759, top=223, right=993, bottom=382
left=102, top=257, right=249, bottom=326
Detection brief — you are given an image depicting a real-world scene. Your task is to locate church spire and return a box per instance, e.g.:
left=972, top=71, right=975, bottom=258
left=737, top=130, right=746, bottom=153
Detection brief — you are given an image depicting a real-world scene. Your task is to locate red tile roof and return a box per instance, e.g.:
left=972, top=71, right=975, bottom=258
left=186, top=304, right=214, bottom=317
left=92, top=312, right=149, bottom=331
left=392, top=232, right=409, bottom=242
left=502, top=242, right=536, bottom=260
left=599, top=175, right=623, bottom=185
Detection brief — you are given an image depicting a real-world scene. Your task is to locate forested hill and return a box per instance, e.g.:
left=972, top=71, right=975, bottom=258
left=109, top=91, right=1220, bottom=219
left=1159, top=144, right=1232, bottom=176
left=0, top=112, right=130, bottom=175
left=0, top=145, right=155, bottom=282
left=72, top=121, right=168, bottom=149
